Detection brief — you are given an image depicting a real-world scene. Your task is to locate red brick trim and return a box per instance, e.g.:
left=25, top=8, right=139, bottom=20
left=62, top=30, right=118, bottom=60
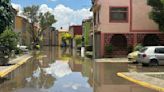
left=131, top=30, right=159, bottom=32
left=101, top=32, right=105, bottom=57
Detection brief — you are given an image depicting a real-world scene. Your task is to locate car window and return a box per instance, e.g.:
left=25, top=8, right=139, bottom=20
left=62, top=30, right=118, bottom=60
left=139, top=47, right=147, bottom=53
left=155, top=48, right=164, bottom=54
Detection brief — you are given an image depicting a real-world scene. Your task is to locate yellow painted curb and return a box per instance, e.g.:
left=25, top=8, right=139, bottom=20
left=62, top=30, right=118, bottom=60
left=0, top=56, right=32, bottom=78
left=117, top=72, right=164, bottom=92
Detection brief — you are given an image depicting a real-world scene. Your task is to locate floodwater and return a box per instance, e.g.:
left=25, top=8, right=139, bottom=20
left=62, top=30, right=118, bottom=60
left=0, top=47, right=162, bottom=92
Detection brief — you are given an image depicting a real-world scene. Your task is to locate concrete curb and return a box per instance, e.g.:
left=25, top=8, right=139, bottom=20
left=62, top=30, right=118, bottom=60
left=0, top=55, right=32, bottom=78
left=117, top=72, right=164, bottom=92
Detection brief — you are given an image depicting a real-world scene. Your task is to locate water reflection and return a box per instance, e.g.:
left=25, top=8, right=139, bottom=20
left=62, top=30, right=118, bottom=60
left=43, top=60, right=72, bottom=78
left=0, top=47, right=161, bottom=92
left=49, top=72, right=92, bottom=92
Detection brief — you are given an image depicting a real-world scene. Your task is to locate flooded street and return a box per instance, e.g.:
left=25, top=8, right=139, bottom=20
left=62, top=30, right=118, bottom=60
left=0, top=47, right=163, bottom=92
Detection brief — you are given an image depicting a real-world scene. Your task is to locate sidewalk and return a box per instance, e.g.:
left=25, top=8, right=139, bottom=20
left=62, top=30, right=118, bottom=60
left=0, top=54, right=32, bottom=78
left=95, top=58, right=130, bottom=63
left=117, top=72, right=164, bottom=92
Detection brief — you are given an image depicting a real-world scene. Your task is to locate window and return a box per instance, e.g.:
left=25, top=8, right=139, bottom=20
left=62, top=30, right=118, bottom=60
left=155, top=48, right=164, bottom=54
left=110, top=7, right=128, bottom=22
left=140, top=47, right=148, bottom=53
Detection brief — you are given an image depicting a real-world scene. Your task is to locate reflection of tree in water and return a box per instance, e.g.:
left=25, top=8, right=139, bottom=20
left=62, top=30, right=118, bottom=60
left=25, top=51, right=55, bottom=89
left=60, top=47, right=72, bottom=61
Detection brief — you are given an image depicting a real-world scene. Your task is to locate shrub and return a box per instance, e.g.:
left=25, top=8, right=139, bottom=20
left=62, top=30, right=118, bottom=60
left=0, top=28, right=19, bottom=51
left=134, top=43, right=143, bottom=51
left=105, top=44, right=113, bottom=53
left=75, top=35, right=82, bottom=46
left=15, top=48, right=23, bottom=55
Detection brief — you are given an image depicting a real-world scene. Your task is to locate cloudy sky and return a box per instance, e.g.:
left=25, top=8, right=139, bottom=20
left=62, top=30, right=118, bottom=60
left=11, top=0, right=92, bottom=30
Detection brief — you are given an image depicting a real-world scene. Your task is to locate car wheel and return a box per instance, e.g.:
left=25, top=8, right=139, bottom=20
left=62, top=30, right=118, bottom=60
left=150, top=59, right=158, bottom=66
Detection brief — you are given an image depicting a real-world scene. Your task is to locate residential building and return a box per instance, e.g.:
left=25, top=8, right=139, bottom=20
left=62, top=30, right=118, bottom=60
left=58, top=29, right=69, bottom=46
left=43, top=27, right=58, bottom=46
left=69, top=25, right=82, bottom=47
left=91, top=0, right=164, bottom=58
left=69, top=25, right=83, bottom=37
left=14, top=16, right=31, bottom=46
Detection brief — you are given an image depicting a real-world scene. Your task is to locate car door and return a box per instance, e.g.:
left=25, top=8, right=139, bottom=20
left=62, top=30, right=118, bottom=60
left=154, top=48, right=164, bottom=65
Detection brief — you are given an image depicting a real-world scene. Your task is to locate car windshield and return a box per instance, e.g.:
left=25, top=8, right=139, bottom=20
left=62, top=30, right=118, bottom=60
left=139, top=47, right=147, bottom=53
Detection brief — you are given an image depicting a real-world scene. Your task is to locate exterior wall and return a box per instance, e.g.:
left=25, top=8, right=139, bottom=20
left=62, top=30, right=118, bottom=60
left=69, top=25, right=82, bottom=36
left=132, top=0, right=158, bottom=31
left=101, top=33, right=164, bottom=57
left=43, top=30, right=58, bottom=46
left=92, top=0, right=164, bottom=58
left=96, top=0, right=159, bottom=33
left=14, top=16, right=31, bottom=46
left=98, top=0, right=130, bottom=33
left=69, top=25, right=82, bottom=47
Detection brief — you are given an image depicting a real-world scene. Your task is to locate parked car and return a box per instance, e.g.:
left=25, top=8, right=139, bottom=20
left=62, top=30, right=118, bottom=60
left=127, top=51, right=139, bottom=63
left=0, top=46, right=9, bottom=65
left=137, top=46, right=164, bottom=66
left=17, top=44, right=28, bottom=52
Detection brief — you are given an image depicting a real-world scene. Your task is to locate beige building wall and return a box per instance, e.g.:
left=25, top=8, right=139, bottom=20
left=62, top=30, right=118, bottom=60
left=97, top=0, right=159, bottom=33
left=14, top=16, right=31, bottom=46
left=132, top=0, right=158, bottom=31
left=98, top=0, right=130, bottom=33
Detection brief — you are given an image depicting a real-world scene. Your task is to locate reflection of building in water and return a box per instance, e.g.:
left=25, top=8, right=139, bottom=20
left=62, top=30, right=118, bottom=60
left=93, top=63, right=155, bottom=92
left=69, top=56, right=82, bottom=72
left=81, top=60, right=94, bottom=87
left=69, top=57, right=94, bottom=88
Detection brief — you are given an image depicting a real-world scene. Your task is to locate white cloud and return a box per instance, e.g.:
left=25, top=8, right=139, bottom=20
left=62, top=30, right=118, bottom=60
left=11, top=3, right=21, bottom=11
left=39, top=4, right=53, bottom=14
left=11, top=3, right=27, bottom=19
left=12, top=3, right=93, bottom=30
left=40, top=4, right=92, bottom=30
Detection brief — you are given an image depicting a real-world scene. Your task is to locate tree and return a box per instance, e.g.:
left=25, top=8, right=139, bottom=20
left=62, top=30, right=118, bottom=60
left=23, top=5, right=56, bottom=47
left=0, top=0, right=14, bottom=33
left=148, top=0, right=164, bottom=32
left=0, top=28, right=19, bottom=51
left=23, top=5, right=39, bottom=44
left=39, top=12, right=56, bottom=38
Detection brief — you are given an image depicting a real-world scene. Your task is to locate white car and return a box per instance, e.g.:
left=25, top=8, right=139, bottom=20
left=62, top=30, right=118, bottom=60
left=137, top=46, right=164, bottom=66
left=17, top=45, right=28, bottom=52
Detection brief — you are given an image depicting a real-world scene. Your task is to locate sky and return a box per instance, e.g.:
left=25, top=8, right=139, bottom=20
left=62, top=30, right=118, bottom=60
left=11, top=0, right=93, bottom=30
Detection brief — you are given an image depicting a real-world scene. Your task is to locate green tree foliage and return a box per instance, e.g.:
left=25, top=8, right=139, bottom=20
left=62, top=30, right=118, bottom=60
left=23, top=5, right=56, bottom=47
left=75, top=35, right=82, bottom=46
left=23, top=5, right=39, bottom=44
left=39, top=12, right=57, bottom=37
left=0, top=0, right=14, bottom=33
left=148, top=0, right=164, bottom=32
left=0, top=28, right=19, bottom=51
left=62, top=33, right=72, bottom=40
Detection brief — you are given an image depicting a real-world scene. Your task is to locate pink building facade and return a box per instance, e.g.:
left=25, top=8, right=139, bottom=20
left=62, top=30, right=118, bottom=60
left=91, top=0, right=164, bottom=58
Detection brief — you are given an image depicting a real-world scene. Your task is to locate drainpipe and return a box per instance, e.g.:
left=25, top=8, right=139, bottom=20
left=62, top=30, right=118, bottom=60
left=92, top=18, right=95, bottom=59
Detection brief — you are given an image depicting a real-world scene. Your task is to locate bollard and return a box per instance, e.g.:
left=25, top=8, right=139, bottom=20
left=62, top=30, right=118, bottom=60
left=81, top=47, right=85, bottom=57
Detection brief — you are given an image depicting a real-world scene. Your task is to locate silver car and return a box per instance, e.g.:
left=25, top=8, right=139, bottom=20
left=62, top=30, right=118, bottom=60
left=137, top=46, right=164, bottom=66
